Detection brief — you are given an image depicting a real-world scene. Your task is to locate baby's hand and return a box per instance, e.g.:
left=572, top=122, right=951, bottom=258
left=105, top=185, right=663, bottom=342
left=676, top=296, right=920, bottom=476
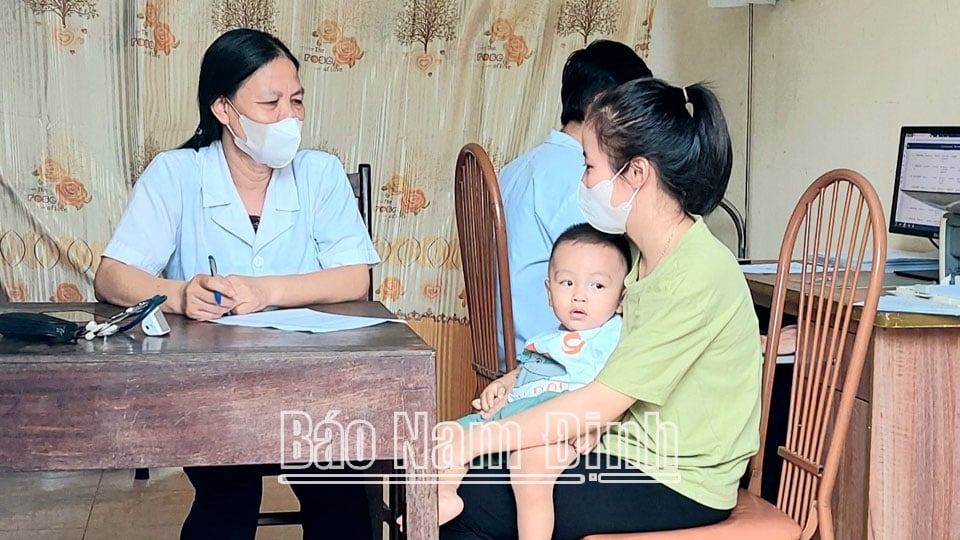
left=472, top=381, right=508, bottom=419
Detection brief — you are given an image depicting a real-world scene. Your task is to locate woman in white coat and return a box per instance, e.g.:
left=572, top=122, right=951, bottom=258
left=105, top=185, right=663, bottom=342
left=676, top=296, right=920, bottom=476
left=95, top=29, right=379, bottom=539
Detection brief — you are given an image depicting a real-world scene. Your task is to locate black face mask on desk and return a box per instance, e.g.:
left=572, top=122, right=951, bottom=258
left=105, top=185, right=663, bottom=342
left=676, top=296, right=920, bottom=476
left=0, top=312, right=82, bottom=344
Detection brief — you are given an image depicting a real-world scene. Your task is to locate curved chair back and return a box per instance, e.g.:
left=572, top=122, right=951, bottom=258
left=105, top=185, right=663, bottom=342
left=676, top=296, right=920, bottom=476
left=454, top=143, right=517, bottom=394
left=715, top=198, right=747, bottom=260
left=584, top=169, right=887, bottom=540
left=347, top=163, right=374, bottom=301
left=752, top=169, right=887, bottom=538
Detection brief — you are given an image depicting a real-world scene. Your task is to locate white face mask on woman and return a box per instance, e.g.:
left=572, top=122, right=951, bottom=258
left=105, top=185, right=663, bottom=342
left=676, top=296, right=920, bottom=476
left=577, top=162, right=638, bottom=234
left=225, top=99, right=302, bottom=169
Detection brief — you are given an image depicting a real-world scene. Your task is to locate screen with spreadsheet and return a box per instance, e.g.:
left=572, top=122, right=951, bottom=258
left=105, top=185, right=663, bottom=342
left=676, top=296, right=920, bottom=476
left=889, top=127, right=960, bottom=238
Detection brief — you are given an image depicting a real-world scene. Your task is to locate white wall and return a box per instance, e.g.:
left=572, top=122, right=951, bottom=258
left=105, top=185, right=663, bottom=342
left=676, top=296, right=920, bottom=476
left=748, top=0, right=960, bottom=257
left=648, top=1, right=749, bottom=253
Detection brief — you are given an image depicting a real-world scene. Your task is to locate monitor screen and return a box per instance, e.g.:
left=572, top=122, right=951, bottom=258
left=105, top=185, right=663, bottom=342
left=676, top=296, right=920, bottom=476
left=889, top=126, right=960, bottom=238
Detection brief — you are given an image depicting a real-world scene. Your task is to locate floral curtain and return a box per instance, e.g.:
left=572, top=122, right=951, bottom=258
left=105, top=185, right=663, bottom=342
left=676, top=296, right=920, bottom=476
left=0, top=0, right=658, bottom=419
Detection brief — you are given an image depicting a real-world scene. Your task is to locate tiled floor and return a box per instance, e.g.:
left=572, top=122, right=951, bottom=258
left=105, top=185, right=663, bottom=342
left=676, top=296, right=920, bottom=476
left=0, top=468, right=302, bottom=540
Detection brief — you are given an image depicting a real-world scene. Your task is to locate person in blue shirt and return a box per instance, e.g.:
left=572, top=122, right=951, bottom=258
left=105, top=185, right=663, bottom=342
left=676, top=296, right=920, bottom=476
left=94, top=29, right=379, bottom=539
left=498, top=40, right=652, bottom=365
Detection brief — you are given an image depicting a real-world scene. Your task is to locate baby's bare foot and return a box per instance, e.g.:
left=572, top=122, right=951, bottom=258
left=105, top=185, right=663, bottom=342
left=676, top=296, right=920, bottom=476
left=438, top=490, right=465, bottom=525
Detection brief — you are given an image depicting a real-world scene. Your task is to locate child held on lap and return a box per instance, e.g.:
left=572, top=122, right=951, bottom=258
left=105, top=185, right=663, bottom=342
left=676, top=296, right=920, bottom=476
left=440, top=223, right=632, bottom=537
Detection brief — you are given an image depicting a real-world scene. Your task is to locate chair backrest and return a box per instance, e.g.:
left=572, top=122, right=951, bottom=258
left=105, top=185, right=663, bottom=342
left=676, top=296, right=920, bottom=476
left=454, top=143, right=518, bottom=394
left=715, top=198, right=747, bottom=260
left=748, top=169, right=887, bottom=540
left=347, top=163, right=374, bottom=301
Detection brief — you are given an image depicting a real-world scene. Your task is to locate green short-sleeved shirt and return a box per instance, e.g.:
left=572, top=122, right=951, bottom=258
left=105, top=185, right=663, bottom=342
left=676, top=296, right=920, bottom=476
left=596, top=218, right=761, bottom=510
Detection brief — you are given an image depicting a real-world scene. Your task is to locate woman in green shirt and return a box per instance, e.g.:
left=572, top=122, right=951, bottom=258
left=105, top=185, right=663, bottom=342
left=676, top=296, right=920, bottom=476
left=441, top=78, right=762, bottom=539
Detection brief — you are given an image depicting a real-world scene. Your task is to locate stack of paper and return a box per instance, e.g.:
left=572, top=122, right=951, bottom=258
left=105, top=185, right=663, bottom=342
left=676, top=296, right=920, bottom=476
left=739, top=262, right=822, bottom=275
left=212, top=308, right=405, bottom=333
left=883, top=249, right=939, bottom=273
left=817, top=249, right=937, bottom=273
left=743, top=250, right=938, bottom=275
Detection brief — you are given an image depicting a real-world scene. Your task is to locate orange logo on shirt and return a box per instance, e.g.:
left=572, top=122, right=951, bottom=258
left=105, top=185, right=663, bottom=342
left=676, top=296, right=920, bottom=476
left=561, top=332, right=585, bottom=355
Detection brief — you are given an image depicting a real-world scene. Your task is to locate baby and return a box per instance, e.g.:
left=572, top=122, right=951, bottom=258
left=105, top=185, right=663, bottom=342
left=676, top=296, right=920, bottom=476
left=441, top=223, right=632, bottom=538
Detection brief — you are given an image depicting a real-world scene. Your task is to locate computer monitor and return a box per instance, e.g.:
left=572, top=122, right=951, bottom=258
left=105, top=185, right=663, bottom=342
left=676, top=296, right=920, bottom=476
left=889, top=126, right=960, bottom=239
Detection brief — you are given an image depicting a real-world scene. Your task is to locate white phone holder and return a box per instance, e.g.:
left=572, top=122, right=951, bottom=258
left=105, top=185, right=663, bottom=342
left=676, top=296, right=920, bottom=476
left=141, top=308, right=170, bottom=336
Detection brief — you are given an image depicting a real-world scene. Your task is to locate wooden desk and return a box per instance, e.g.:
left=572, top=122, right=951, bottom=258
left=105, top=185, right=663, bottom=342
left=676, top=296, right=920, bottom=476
left=747, top=272, right=960, bottom=540
left=0, top=301, right=439, bottom=539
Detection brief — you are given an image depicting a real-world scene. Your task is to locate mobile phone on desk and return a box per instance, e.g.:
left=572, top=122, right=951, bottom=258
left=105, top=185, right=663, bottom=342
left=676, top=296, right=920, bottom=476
left=40, top=310, right=96, bottom=324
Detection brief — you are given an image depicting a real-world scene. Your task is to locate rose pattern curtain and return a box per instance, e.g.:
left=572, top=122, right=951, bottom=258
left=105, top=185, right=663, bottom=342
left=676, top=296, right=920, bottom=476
left=0, top=0, right=658, bottom=418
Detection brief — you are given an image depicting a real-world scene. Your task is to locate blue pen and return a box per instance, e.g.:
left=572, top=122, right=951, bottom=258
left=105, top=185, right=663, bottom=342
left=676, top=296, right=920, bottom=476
left=208, top=255, right=222, bottom=305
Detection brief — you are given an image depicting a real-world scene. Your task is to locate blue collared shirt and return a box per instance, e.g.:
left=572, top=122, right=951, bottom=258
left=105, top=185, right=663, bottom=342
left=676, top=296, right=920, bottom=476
left=498, top=130, right=587, bottom=364
left=103, top=141, right=380, bottom=280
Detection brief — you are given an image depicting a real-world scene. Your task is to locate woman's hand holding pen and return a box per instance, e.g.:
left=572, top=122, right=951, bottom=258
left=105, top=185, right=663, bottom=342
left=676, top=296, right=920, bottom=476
left=183, top=274, right=235, bottom=321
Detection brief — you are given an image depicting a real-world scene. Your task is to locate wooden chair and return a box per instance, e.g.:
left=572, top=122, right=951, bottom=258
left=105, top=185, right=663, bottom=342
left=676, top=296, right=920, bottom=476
left=715, top=198, right=747, bottom=260
left=348, top=163, right=375, bottom=301
left=585, top=169, right=887, bottom=540
left=454, top=143, right=518, bottom=396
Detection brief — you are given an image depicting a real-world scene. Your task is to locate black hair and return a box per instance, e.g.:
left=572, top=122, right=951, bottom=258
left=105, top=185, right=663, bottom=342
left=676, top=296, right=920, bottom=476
left=585, top=78, right=733, bottom=215
left=180, top=29, right=299, bottom=150
left=560, top=40, right=653, bottom=126
left=550, top=223, right=632, bottom=271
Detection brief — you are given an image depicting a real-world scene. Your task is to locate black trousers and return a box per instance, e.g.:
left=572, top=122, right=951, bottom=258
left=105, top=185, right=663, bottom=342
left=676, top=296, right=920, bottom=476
left=754, top=306, right=799, bottom=503
left=441, top=454, right=730, bottom=540
left=181, top=464, right=373, bottom=540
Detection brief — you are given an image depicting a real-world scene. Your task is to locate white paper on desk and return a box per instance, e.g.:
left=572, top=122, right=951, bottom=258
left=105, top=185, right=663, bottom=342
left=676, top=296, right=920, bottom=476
left=818, top=249, right=937, bottom=273
left=745, top=249, right=939, bottom=275
left=922, top=285, right=960, bottom=300
left=212, top=308, right=406, bottom=333
left=856, top=296, right=960, bottom=316
left=740, top=262, right=811, bottom=274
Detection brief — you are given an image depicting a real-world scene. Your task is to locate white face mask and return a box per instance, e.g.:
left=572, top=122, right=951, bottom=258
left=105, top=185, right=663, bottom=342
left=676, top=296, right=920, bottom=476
left=577, top=163, right=638, bottom=234
left=225, top=99, right=302, bottom=169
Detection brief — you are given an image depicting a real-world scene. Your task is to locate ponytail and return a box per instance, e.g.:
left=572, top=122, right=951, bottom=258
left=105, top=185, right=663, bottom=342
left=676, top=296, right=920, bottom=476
left=179, top=121, right=223, bottom=150
left=683, top=84, right=733, bottom=214
left=585, top=78, right=733, bottom=215
left=179, top=115, right=223, bottom=151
